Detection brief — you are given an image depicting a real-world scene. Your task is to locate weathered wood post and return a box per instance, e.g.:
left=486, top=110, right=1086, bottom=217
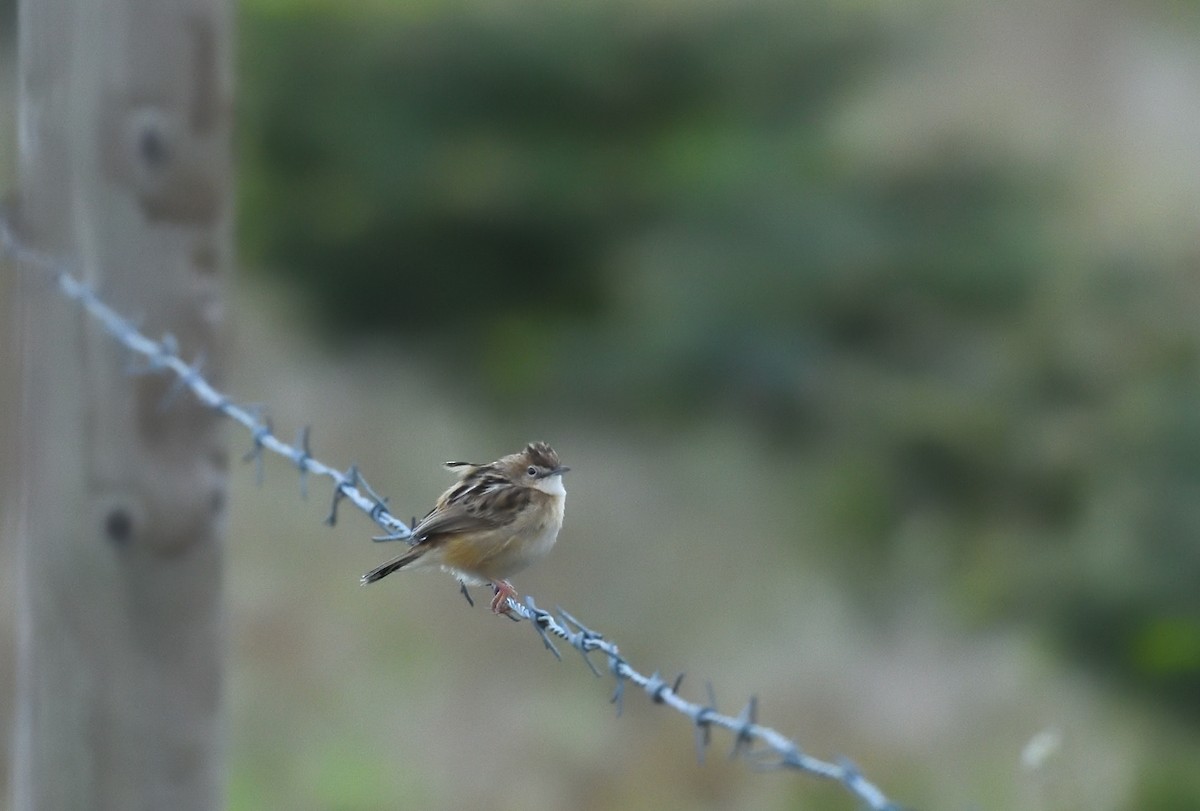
left=11, top=0, right=233, bottom=807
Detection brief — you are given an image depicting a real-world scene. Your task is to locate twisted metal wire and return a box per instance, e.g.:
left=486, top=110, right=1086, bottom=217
left=1, top=214, right=902, bottom=811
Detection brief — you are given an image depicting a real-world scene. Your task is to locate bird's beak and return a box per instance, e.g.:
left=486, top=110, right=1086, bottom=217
left=547, top=465, right=570, bottom=477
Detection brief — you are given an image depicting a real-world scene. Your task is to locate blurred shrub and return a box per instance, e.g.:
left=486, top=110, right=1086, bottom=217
left=239, top=0, right=1200, bottom=722
left=239, top=0, right=886, bottom=367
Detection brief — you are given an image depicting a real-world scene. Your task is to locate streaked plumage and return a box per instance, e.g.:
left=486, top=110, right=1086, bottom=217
left=361, top=442, right=568, bottom=613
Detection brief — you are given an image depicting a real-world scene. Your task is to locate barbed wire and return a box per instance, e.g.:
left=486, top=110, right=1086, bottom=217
left=0, top=213, right=903, bottom=811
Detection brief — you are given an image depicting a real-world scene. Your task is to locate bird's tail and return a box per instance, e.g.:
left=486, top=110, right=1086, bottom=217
left=361, top=546, right=426, bottom=585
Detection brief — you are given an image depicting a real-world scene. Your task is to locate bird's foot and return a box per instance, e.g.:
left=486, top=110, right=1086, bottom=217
left=458, top=580, right=475, bottom=608
left=490, top=580, right=518, bottom=617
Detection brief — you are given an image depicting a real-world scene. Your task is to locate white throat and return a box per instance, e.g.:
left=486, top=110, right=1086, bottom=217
left=533, top=473, right=566, bottom=498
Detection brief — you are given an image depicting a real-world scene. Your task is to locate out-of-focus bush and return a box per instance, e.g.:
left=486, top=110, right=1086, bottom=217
left=238, top=0, right=1200, bottom=730
left=239, top=0, right=888, bottom=379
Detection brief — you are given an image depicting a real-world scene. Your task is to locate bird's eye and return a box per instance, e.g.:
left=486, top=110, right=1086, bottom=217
left=527, top=466, right=538, bottom=477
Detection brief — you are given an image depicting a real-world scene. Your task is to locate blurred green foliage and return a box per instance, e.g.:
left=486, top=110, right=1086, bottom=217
left=239, top=0, right=888, bottom=373
left=238, top=0, right=1200, bottom=740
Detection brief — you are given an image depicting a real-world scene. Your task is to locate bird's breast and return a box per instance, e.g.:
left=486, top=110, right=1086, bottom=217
left=527, top=491, right=564, bottom=552
left=499, top=490, right=564, bottom=576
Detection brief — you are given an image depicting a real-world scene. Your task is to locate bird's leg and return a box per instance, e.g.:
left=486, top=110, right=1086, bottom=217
left=489, top=579, right=518, bottom=616
left=458, top=580, right=475, bottom=608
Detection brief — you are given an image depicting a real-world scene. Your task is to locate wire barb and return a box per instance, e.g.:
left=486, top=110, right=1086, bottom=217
left=243, top=417, right=273, bottom=486
left=0, top=216, right=903, bottom=811
left=295, top=426, right=313, bottom=499
left=729, top=695, right=759, bottom=760
left=608, top=653, right=628, bottom=716
left=555, top=608, right=602, bottom=677
left=691, top=681, right=718, bottom=763
left=355, top=472, right=391, bottom=523
left=159, top=352, right=206, bottom=412
left=523, top=597, right=562, bottom=661
left=326, top=465, right=360, bottom=526
left=643, top=671, right=670, bottom=704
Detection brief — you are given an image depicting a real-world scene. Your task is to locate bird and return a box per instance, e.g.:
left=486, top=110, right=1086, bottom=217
left=361, top=442, right=568, bottom=614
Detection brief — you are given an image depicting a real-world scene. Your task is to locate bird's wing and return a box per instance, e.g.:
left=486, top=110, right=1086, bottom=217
left=412, top=476, right=532, bottom=544
left=411, top=505, right=497, bottom=543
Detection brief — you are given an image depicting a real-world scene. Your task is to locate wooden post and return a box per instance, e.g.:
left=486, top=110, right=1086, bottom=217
left=11, top=0, right=232, bottom=808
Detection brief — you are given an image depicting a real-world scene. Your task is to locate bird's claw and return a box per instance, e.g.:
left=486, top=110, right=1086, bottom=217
left=458, top=581, right=475, bottom=608
left=490, top=580, right=519, bottom=617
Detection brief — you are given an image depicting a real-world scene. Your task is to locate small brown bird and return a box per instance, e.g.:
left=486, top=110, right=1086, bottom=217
left=361, top=442, right=568, bottom=614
